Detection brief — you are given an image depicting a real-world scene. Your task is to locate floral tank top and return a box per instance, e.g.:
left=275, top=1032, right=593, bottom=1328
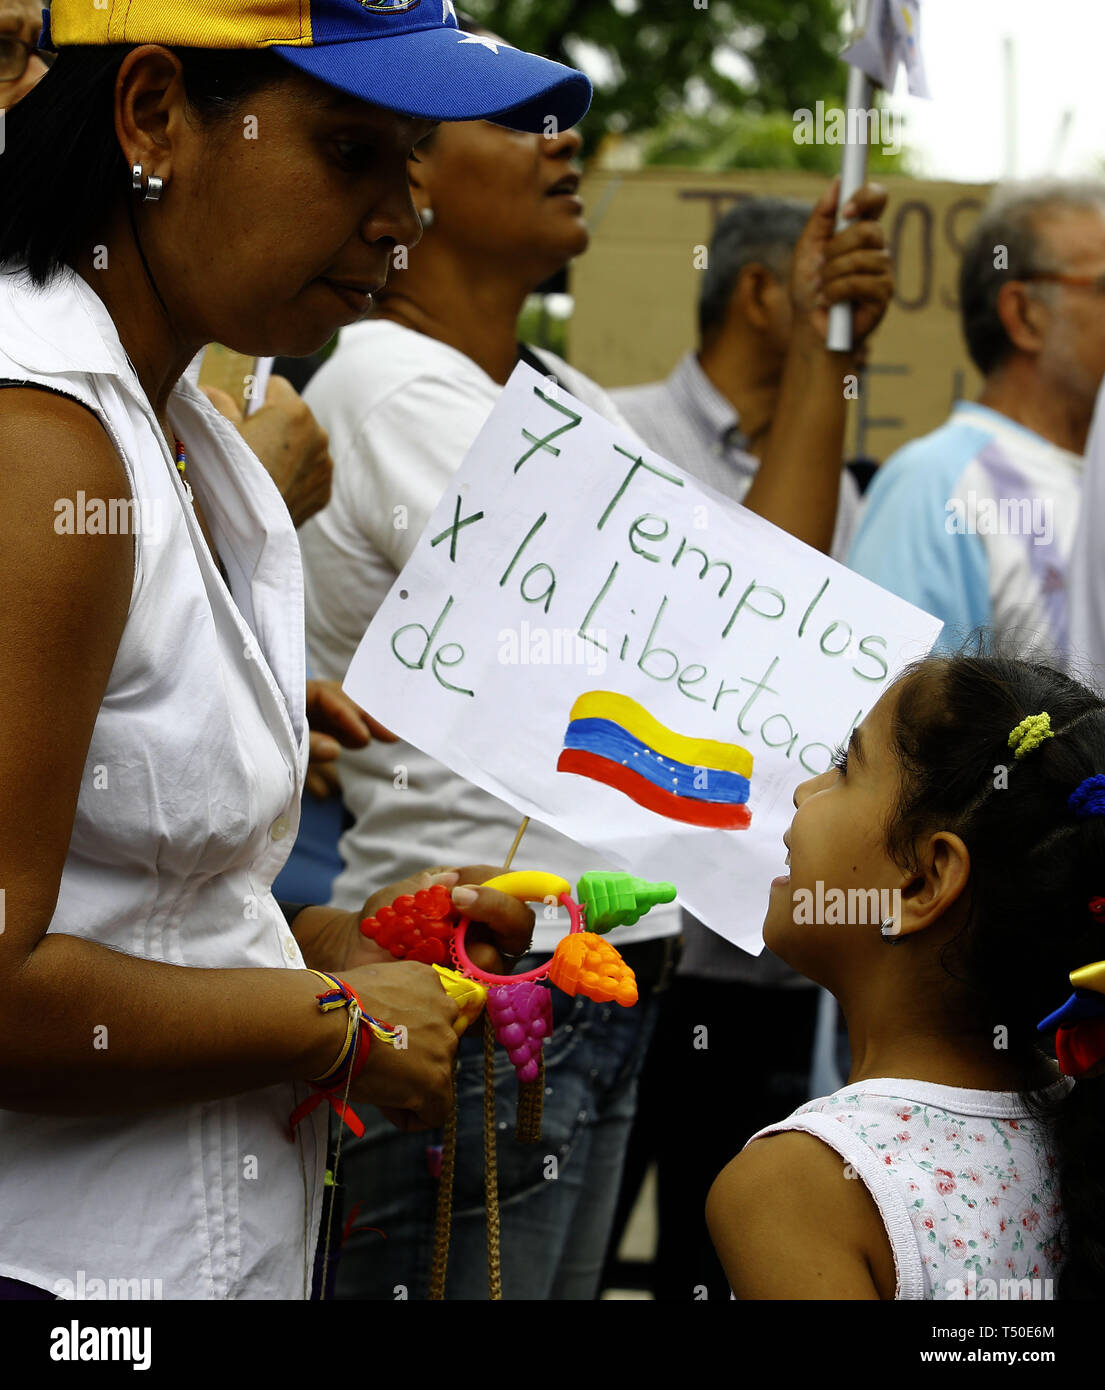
left=746, top=1076, right=1072, bottom=1300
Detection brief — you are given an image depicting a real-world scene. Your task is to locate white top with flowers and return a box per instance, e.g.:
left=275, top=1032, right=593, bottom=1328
left=746, top=1076, right=1072, bottom=1300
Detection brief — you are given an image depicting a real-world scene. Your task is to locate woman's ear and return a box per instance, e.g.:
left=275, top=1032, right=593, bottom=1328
left=115, top=46, right=186, bottom=178
left=890, top=832, right=971, bottom=940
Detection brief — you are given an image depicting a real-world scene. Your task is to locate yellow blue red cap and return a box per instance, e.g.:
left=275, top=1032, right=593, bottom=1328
left=39, top=0, right=591, bottom=132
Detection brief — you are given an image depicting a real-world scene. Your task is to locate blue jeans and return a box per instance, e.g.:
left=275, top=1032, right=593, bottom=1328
left=333, top=954, right=662, bottom=1301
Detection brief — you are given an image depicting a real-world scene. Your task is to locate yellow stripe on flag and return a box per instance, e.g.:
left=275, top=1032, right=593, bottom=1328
left=567, top=691, right=753, bottom=779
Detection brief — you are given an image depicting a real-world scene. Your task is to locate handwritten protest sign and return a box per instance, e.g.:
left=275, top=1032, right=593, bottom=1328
left=343, top=362, right=943, bottom=952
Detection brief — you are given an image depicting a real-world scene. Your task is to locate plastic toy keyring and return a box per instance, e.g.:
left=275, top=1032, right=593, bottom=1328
left=452, top=870, right=578, bottom=985
left=358, top=863, right=677, bottom=1299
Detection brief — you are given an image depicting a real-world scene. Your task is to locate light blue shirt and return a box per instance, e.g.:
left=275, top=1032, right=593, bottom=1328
left=848, top=402, right=1082, bottom=661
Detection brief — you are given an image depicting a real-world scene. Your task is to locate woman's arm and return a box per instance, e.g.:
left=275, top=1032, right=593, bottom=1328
left=0, top=391, right=463, bottom=1124
left=706, top=1130, right=894, bottom=1299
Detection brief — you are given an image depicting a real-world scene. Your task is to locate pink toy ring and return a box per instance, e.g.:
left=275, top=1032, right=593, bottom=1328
left=452, top=893, right=582, bottom=986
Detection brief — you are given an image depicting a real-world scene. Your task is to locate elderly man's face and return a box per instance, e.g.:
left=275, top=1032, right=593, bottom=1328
left=0, top=0, right=48, bottom=110
left=1031, top=207, right=1105, bottom=410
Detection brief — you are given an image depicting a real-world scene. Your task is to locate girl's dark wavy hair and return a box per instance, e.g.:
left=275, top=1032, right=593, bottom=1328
left=0, top=45, right=293, bottom=287
left=886, top=652, right=1105, bottom=1299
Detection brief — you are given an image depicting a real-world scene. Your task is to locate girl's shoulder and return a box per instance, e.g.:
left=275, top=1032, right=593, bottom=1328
left=709, top=1125, right=896, bottom=1298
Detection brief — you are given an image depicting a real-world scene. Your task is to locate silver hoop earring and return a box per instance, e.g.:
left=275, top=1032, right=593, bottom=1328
left=881, top=915, right=902, bottom=944
left=420, top=206, right=434, bottom=229
left=132, top=163, right=165, bottom=202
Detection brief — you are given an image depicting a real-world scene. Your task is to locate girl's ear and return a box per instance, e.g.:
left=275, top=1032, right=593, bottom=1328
left=891, top=831, right=971, bottom=939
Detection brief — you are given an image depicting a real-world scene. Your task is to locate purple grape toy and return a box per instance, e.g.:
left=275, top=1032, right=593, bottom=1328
left=487, top=981, right=553, bottom=1084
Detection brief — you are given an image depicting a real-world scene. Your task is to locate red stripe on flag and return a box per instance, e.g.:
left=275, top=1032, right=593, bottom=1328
left=557, top=749, right=751, bottom=830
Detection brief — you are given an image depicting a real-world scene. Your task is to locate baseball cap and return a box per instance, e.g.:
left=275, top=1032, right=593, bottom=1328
left=39, top=0, right=592, bottom=133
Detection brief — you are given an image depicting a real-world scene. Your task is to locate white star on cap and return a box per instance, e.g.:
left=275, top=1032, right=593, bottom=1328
left=441, top=0, right=456, bottom=21
left=457, top=34, right=502, bottom=54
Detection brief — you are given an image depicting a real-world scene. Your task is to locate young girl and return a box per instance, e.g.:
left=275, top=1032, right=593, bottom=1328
left=707, top=654, right=1105, bottom=1300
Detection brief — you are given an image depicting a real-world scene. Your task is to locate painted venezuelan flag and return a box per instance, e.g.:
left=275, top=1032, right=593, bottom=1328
left=557, top=691, right=753, bottom=829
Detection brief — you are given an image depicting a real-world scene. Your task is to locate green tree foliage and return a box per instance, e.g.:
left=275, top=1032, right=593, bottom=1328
left=461, top=0, right=849, bottom=149
left=642, top=104, right=912, bottom=173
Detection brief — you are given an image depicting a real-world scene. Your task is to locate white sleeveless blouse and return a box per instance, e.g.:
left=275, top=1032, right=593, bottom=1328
left=0, top=262, right=328, bottom=1298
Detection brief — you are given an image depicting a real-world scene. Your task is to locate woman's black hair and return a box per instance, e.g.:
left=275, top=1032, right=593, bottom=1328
left=0, top=45, right=292, bottom=287
left=886, top=652, right=1105, bottom=1299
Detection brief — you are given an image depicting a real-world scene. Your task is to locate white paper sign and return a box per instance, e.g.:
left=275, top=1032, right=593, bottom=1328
left=343, top=363, right=942, bottom=952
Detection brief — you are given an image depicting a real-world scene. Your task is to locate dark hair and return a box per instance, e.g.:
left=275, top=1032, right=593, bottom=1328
left=958, top=180, right=1105, bottom=377
left=887, top=652, right=1105, bottom=1299
left=0, top=45, right=292, bottom=287
left=698, top=196, right=811, bottom=343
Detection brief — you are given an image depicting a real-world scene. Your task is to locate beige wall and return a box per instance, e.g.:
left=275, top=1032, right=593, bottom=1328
left=569, top=169, right=992, bottom=464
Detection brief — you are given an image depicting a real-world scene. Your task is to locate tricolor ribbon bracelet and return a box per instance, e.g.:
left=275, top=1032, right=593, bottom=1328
left=288, top=971, right=402, bottom=1140
left=1037, top=958, right=1105, bottom=1079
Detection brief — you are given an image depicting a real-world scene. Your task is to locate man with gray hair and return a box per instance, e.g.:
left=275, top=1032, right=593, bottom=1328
left=849, top=179, right=1105, bottom=662
left=613, top=193, right=875, bottom=560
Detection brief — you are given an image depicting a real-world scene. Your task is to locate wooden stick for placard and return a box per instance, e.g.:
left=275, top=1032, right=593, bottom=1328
left=502, top=816, right=529, bottom=872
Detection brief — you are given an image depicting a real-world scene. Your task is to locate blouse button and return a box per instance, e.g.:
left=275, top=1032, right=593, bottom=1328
left=270, top=815, right=291, bottom=841
left=283, top=937, right=299, bottom=961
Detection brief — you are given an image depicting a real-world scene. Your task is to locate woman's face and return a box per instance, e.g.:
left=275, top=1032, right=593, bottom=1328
left=762, top=680, right=909, bottom=984
left=136, top=60, right=434, bottom=357
left=411, top=116, right=589, bottom=278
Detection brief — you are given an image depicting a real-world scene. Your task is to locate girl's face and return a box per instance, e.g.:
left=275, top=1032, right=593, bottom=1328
left=763, top=680, right=912, bottom=985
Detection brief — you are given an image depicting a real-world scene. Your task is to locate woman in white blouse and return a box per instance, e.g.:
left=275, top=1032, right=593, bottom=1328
left=0, top=3, right=590, bottom=1299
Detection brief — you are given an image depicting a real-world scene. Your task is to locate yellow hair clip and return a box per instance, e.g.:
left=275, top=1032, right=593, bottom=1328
left=1008, top=712, right=1054, bottom=759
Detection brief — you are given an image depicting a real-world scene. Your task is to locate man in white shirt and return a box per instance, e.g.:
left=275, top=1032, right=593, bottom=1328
left=614, top=196, right=864, bottom=562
